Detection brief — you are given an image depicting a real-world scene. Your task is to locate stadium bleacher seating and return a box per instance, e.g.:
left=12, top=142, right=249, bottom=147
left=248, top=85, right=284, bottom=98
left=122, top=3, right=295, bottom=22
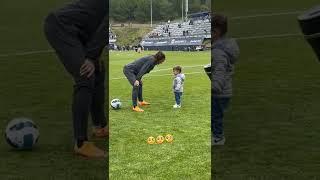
left=109, top=27, right=117, bottom=49
left=145, top=15, right=211, bottom=40
left=141, top=12, right=211, bottom=51
left=109, top=27, right=117, bottom=42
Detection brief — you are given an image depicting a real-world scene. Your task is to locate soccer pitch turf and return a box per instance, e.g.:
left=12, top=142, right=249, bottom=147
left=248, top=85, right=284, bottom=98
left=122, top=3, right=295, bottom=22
left=2, top=0, right=320, bottom=178
left=109, top=51, right=211, bottom=179
left=213, top=0, right=320, bottom=179
left=0, top=45, right=108, bottom=179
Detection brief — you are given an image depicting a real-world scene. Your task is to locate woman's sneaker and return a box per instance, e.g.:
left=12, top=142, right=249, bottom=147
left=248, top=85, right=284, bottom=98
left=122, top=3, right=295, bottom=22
left=74, top=141, right=106, bottom=158
left=138, top=101, right=150, bottom=106
left=212, top=137, right=226, bottom=146
left=133, top=106, right=144, bottom=112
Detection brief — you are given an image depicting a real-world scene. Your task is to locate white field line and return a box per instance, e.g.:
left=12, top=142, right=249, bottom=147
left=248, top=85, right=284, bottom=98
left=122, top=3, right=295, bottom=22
left=235, top=33, right=302, bottom=40
left=110, top=71, right=204, bottom=80
left=152, top=65, right=205, bottom=73
left=230, top=10, right=304, bottom=20
left=0, top=50, right=53, bottom=57
left=109, top=52, right=206, bottom=63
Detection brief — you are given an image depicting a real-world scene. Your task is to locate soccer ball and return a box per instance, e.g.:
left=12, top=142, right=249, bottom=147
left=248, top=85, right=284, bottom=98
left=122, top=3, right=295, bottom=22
left=5, top=118, right=39, bottom=150
left=204, top=64, right=212, bottom=80
left=111, top=99, right=122, bottom=109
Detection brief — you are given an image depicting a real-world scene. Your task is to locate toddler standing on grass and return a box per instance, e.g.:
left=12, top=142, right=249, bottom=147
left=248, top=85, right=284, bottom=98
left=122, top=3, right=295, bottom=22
left=173, top=66, right=185, bottom=108
left=212, top=14, right=240, bottom=145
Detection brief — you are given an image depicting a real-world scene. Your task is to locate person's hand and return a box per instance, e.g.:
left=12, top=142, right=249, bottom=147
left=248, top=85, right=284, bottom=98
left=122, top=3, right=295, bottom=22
left=80, top=59, right=95, bottom=78
left=134, top=80, right=140, bottom=86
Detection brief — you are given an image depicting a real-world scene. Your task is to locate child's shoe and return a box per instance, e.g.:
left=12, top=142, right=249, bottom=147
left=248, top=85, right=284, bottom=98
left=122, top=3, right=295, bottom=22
left=212, top=137, right=226, bottom=146
left=74, top=141, right=106, bottom=158
left=138, top=101, right=150, bottom=106
left=173, top=104, right=181, bottom=108
left=133, top=106, right=144, bottom=112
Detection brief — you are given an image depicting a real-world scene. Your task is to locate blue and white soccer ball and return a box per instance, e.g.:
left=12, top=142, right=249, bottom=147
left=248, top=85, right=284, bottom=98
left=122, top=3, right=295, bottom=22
left=111, top=99, right=122, bottom=109
left=5, top=118, right=39, bottom=150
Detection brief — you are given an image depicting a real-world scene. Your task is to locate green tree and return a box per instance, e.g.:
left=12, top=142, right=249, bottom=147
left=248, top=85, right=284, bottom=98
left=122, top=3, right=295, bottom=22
left=134, top=0, right=150, bottom=22
left=109, top=0, right=211, bottom=23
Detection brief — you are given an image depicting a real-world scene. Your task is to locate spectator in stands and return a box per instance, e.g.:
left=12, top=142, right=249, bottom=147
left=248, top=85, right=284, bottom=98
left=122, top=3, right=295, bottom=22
left=123, top=51, right=166, bottom=112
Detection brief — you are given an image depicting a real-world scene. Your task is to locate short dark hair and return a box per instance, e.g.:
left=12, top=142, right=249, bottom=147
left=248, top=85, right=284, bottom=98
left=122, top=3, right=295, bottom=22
left=154, top=51, right=166, bottom=63
left=212, top=14, right=228, bottom=36
left=173, top=66, right=182, bottom=73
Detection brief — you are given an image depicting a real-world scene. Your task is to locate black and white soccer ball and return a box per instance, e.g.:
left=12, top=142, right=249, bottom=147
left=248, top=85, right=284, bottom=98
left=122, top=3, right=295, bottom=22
left=5, top=118, right=39, bottom=150
left=204, top=64, right=212, bottom=80
left=111, top=99, right=122, bottom=109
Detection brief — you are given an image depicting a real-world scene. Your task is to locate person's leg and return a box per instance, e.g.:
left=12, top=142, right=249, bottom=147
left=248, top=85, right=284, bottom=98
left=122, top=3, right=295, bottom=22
left=72, top=76, right=95, bottom=145
left=174, top=92, right=178, bottom=105
left=138, top=81, right=143, bottom=102
left=91, top=60, right=107, bottom=128
left=176, top=92, right=181, bottom=105
left=44, top=14, right=93, bottom=146
left=212, top=97, right=230, bottom=139
left=132, top=86, right=139, bottom=107
left=212, top=98, right=224, bottom=139
left=123, top=67, right=138, bottom=107
left=137, top=81, right=150, bottom=106
left=179, top=92, right=183, bottom=105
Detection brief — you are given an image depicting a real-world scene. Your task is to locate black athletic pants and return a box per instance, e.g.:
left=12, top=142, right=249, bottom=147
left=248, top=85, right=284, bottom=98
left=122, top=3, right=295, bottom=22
left=123, top=66, right=143, bottom=107
left=44, top=14, right=107, bottom=142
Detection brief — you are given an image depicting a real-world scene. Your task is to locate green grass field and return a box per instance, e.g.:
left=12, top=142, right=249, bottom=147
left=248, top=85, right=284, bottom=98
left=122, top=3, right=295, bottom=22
left=0, top=52, right=108, bottom=180
left=109, top=51, right=211, bottom=179
left=213, top=0, right=320, bottom=179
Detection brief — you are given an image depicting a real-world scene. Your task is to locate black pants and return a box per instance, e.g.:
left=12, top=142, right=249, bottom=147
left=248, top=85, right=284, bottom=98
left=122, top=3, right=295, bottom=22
left=123, top=66, right=143, bottom=107
left=44, top=14, right=107, bottom=142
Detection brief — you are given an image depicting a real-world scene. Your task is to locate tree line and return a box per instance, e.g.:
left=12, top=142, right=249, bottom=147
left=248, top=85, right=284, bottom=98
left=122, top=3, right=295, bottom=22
left=109, top=0, right=211, bottom=23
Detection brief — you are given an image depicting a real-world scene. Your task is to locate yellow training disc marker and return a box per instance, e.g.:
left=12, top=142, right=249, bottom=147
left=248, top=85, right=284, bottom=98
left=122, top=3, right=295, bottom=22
left=156, top=135, right=165, bottom=144
left=165, top=134, right=174, bottom=143
left=147, top=136, right=156, bottom=144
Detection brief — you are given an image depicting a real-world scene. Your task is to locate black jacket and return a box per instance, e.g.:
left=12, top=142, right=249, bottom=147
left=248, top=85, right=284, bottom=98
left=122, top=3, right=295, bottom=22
left=125, top=56, right=156, bottom=80
left=52, top=0, right=108, bottom=60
